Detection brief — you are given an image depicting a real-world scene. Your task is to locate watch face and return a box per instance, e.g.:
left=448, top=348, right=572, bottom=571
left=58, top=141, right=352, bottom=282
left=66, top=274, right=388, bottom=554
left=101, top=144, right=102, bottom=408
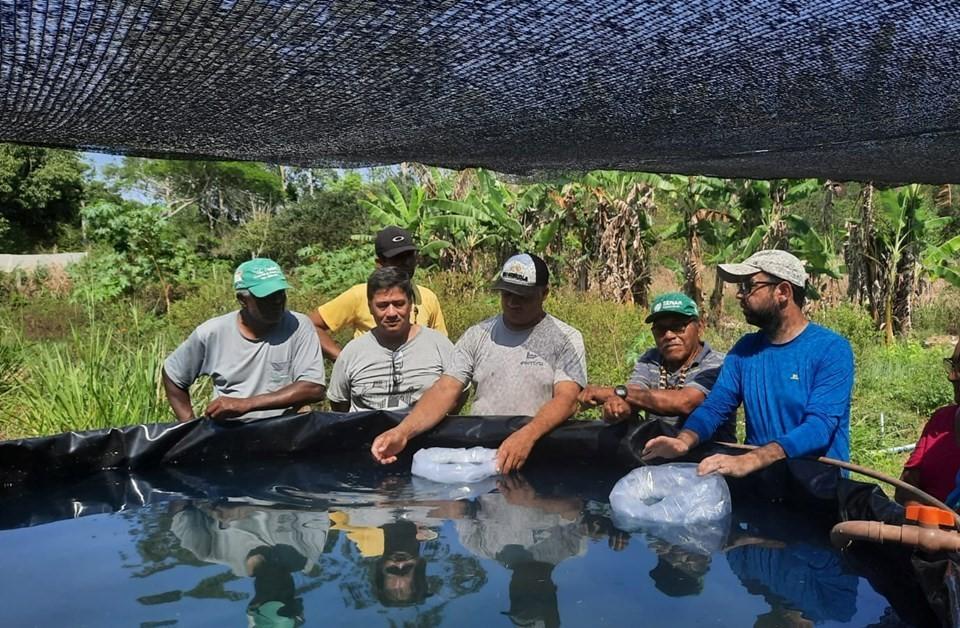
left=615, top=385, right=628, bottom=399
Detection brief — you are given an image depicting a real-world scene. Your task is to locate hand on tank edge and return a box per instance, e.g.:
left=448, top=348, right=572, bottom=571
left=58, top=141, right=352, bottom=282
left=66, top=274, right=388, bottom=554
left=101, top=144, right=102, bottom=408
left=496, top=430, right=536, bottom=474
left=697, top=453, right=761, bottom=478
left=640, top=435, right=689, bottom=463
left=602, top=396, right=632, bottom=423
left=371, top=427, right=408, bottom=464
left=204, top=395, right=252, bottom=421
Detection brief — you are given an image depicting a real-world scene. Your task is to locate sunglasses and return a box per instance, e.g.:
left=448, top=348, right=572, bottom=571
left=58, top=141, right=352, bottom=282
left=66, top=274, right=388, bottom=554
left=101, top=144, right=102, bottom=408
left=652, top=319, right=695, bottom=335
left=735, top=280, right=780, bottom=296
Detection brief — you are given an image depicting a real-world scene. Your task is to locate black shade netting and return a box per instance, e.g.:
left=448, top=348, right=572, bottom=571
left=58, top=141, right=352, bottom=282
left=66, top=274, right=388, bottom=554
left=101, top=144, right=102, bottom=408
left=3, top=1, right=960, bottom=182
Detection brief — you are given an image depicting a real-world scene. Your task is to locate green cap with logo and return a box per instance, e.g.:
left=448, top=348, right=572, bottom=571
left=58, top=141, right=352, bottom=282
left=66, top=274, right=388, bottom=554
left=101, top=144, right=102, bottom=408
left=233, top=258, right=290, bottom=297
left=645, top=292, right=699, bottom=323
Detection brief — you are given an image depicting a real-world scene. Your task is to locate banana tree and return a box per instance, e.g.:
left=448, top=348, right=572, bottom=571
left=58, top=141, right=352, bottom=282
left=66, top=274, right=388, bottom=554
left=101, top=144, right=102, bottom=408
left=356, top=180, right=451, bottom=262
left=660, top=175, right=731, bottom=310
left=873, top=184, right=939, bottom=342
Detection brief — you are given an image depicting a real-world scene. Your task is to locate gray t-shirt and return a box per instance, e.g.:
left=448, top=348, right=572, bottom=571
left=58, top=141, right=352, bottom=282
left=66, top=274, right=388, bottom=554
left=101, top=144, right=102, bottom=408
left=628, top=341, right=727, bottom=430
left=327, top=326, right=455, bottom=412
left=455, top=493, right=587, bottom=567
left=164, top=310, right=326, bottom=419
left=446, top=314, right=587, bottom=417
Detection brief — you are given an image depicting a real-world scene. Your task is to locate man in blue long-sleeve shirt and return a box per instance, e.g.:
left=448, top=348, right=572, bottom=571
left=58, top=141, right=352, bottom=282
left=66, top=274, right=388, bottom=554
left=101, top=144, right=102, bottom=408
left=642, top=250, right=854, bottom=478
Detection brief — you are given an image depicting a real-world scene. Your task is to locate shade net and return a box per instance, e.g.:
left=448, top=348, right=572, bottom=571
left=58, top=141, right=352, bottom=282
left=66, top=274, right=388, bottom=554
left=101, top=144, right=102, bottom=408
left=3, top=1, right=960, bottom=182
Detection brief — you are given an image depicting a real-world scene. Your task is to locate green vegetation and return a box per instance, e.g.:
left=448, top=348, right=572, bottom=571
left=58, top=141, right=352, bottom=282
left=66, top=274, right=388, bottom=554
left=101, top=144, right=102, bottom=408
left=2, top=144, right=959, bottom=489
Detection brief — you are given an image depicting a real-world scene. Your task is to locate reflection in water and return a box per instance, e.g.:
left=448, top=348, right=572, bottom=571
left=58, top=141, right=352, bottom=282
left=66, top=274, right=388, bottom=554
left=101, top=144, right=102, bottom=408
left=454, top=476, right=587, bottom=627
left=725, top=507, right=859, bottom=627
left=0, top=459, right=902, bottom=627
left=171, top=502, right=329, bottom=626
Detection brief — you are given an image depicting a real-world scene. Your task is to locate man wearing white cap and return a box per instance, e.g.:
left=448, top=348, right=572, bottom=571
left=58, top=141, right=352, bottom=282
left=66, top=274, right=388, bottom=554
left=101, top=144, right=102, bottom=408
left=371, top=253, right=587, bottom=474
left=642, top=250, right=854, bottom=478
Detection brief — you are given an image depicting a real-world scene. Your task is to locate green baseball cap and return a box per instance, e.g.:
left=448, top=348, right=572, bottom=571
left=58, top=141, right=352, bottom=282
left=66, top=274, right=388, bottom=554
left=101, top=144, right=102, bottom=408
left=233, top=258, right=290, bottom=297
left=645, top=292, right=699, bottom=323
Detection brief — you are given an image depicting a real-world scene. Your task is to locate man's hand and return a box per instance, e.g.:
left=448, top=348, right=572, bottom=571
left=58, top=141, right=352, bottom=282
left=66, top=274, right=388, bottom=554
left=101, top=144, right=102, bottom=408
left=697, top=453, right=763, bottom=478
left=497, top=475, right=537, bottom=506
left=204, top=396, right=252, bottom=420
left=371, top=427, right=409, bottom=465
left=497, top=430, right=537, bottom=474
left=578, top=385, right=612, bottom=408
left=641, top=435, right=690, bottom=462
left=602, top=397, right=632, bottom=423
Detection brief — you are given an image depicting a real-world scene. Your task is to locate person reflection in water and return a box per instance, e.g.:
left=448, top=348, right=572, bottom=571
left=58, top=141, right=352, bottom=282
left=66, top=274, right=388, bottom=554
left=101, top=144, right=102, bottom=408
left=374, top=521, right=432, bottom=606
left=452, top=476, right=591, bottom=628
left=646, top=539, right=712, bottom=597
left=725, top=509, right=858, bottom=627
left=329, top=507, right=439, bottom=606
left=170, top=501, right=330, bottom=627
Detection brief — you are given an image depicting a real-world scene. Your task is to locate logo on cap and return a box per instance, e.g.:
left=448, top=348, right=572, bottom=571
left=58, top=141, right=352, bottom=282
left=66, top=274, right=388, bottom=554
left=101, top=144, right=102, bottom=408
left=392, top=235, right=405, bottom=242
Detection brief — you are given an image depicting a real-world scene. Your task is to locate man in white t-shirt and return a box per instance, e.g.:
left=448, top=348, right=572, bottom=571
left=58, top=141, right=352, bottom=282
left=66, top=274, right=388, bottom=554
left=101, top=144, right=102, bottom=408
left=371, top=253, right=587, bottom=474
left=162, top=258, right=326, bottom=421
left=327, top=267, right=455, bottom=412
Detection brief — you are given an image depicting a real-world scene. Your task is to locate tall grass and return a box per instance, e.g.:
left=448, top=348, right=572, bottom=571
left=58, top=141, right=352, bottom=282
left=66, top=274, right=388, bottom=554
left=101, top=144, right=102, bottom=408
left=3, top=328, right=173, bottom=437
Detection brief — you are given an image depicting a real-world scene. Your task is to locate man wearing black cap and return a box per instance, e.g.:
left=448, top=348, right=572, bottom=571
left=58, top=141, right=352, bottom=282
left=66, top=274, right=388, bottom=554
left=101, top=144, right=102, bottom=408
left=308, top=226, right=447, bottom=360
left=372, top=253, right=587, bottom=474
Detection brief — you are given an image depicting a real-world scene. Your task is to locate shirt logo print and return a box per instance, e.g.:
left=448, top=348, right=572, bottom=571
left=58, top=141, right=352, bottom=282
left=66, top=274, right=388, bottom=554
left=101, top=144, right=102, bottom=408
left=790, top=373, right=800, bottom=381
left=520, top=350, right=544, bottom=367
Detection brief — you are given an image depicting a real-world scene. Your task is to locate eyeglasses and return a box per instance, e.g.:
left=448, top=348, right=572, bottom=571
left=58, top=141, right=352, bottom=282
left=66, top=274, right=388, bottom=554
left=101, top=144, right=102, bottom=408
left=945, top=357, right=960, bottom=376
left=652, top=319, right=695, bottom=335
left=735, top=280, right=779, bottom=296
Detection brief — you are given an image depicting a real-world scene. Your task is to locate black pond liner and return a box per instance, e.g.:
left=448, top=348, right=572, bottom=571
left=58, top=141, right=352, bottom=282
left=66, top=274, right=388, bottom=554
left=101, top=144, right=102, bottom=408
left=0, top=410, right=957, bottom=626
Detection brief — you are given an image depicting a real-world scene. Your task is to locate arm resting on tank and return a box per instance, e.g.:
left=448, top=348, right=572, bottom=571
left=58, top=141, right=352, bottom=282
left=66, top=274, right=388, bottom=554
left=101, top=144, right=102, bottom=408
left=204, top=381, right=327, bottom=420
left=497, top=380, right=582, bottom=474
left=624, top=385, right=706, bottom=417
left=162, top=368, right=196, bottom=422
left=371, top=374, right=465, bottom=464
left=697, top=442, right=786, bottom=478
left=308, top=310, right=342, bottom=361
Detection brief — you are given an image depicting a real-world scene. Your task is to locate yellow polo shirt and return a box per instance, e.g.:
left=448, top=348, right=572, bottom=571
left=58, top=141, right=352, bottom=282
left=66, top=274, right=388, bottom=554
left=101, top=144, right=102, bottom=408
left=317, top=283, right=447, bottom=339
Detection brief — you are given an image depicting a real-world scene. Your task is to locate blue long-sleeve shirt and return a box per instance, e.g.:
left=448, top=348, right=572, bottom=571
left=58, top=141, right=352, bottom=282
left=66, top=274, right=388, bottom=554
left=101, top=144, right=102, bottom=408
left=683, top=323, right=853, bottom=461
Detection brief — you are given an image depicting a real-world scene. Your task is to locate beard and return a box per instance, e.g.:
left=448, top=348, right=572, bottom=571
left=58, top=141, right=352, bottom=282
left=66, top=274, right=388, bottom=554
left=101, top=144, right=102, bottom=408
left=742, top=301, right=780, bottom=331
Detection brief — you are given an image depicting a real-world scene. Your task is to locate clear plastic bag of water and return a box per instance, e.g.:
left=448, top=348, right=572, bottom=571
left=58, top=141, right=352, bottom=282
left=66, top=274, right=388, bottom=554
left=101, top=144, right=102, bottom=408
left=411, top=447, right=498, bottom=484
left=609, top=463, right=731, bottom=529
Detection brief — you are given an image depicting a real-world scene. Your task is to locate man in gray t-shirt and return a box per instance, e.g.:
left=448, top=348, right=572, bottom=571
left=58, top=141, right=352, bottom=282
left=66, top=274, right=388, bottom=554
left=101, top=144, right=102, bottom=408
left=579, top=292, right=732, bottom=440
left=372, top=253, right=587, bottom=474
left=162, top=258, right=326, bottom=421
left=327, top=267, right=456, bottom=412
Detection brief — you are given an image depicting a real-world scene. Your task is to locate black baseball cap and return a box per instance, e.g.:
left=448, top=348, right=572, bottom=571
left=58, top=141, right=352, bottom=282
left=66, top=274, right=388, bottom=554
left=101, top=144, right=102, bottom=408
left=375, top=226, right=418, bottom=258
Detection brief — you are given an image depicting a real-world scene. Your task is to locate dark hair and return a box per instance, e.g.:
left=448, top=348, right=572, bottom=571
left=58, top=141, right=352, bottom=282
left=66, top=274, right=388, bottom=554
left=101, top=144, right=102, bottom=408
left=366, top=266, right=415, bottom=302
left=766, top=274, right=807, bottom=307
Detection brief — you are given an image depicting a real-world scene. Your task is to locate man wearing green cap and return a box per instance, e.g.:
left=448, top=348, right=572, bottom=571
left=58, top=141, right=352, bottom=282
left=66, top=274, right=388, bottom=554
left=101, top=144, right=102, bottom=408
left=579, top=292, right=732, bottom=440
left=162, top=258, right=326, bottom=421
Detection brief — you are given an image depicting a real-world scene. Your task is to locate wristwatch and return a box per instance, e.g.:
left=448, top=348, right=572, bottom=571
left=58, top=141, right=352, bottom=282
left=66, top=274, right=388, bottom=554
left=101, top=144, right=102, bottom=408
left=614, top=385, right=629, bottom=400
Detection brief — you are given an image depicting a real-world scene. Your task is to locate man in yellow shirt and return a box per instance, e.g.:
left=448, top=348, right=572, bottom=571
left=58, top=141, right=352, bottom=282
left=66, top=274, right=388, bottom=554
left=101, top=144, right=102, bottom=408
left=309, top=226, right=447, bottom=359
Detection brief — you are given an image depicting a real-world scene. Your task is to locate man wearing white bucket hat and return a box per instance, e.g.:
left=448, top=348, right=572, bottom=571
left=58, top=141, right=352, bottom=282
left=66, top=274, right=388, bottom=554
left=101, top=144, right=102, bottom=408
left=642, top=250, right=854, bottom=478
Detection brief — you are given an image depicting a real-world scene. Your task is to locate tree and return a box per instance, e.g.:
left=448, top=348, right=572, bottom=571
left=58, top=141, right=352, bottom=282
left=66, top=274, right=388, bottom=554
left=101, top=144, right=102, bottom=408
left=76, top=200, right=198, bottom=309
left=105, top=158, right=286, bottom=231
left=0, top=144, right=87, bottom=251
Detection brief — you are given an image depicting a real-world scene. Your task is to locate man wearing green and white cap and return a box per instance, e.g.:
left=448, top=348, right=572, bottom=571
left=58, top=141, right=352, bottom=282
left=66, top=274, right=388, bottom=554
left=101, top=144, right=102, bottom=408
left=642, top=250, right=854, bottom=478
left=579, top=292, right=731, bottom=440
left=162, top=258, right=326, bottom=421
